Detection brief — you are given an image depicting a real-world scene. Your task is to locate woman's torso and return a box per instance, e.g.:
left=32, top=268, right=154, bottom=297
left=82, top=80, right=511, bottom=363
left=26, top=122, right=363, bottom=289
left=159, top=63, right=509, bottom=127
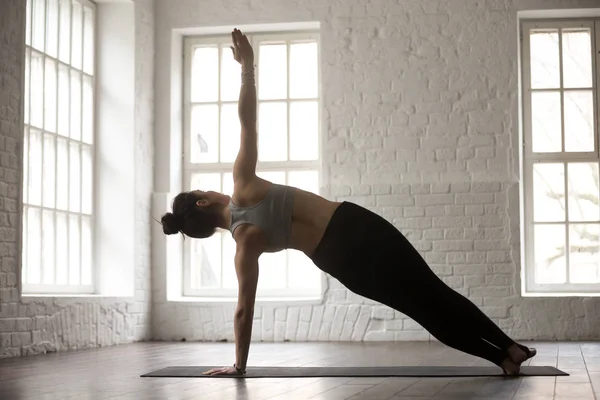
left=230, top=177, right=341, bottom=257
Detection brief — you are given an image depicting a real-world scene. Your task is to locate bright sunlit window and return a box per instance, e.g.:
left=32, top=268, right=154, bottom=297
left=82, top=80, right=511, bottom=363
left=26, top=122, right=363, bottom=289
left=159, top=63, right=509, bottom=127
left=182, top=32, right=322, bottom=299
left=22, top=0, right=95, bottom=294
left=521, top=20, right=600, bottom=294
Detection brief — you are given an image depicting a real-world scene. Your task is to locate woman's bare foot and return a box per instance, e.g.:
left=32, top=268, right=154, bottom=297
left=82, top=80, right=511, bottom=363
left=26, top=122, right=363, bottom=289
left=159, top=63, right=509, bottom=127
left=500, top=357, right=521, bottom=376
left=508, top=343, right=537, bottom=366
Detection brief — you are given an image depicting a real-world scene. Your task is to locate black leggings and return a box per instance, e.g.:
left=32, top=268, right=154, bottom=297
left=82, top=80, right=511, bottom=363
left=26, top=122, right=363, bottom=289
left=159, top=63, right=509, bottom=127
left=309, top=202, right=515, bottom=367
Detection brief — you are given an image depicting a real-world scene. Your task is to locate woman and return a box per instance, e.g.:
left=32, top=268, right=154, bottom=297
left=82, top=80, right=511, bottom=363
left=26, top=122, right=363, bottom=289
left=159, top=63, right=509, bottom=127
left=161, top=29, right=536, bottom=376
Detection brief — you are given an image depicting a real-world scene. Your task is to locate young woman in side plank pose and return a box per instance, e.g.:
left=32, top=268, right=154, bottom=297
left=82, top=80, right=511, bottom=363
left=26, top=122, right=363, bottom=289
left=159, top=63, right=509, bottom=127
left=161, top=29, right=536, bottom=376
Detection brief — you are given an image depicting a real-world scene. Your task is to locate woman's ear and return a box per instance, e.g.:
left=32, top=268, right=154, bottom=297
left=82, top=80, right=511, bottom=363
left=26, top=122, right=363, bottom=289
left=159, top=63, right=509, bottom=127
left=195, top=198, right=209, bottom=208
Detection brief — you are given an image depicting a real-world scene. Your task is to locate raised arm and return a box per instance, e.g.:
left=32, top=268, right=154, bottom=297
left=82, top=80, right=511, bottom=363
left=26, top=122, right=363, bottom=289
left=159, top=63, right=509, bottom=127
left=231, top=29, right=258, bottom=184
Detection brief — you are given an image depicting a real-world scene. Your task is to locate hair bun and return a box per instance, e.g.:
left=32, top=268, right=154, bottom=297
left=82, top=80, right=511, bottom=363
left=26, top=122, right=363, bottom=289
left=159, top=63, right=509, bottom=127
left=161, top=212, right=181, bottom=235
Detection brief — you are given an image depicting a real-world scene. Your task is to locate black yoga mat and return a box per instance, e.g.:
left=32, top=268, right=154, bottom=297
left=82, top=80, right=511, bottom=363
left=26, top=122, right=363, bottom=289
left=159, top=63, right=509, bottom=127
left=141, top=365, right=568, bottom=378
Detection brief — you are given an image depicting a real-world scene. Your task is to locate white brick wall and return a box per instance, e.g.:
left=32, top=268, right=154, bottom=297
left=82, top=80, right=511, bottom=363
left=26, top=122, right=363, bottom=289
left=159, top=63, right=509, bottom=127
left=152, top=0, right=600, bottom=343
left=0, top=0, right=154, bottom=358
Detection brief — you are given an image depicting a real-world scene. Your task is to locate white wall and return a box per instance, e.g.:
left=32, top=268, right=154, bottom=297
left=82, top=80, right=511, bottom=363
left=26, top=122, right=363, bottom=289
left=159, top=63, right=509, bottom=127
left=0, top=0, right=154, bottom=357
left=152, top=0, right=600, bottom=343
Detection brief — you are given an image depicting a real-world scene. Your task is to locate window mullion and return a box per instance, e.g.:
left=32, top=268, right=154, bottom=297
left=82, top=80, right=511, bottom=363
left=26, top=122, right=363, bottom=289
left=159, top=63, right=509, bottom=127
left=39, top=0, right=48, bottom=285
left=53, top=0, right=61, bottom=287
left=217, top=45, right=222, bottom=164
left=594, top=21, right=600, bottom=158
left=558, top=29, right=572, bottom=285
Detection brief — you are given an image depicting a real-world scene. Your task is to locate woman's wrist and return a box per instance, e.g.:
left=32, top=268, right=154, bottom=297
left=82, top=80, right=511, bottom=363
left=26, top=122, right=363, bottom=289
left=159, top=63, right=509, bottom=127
left=241, top=65, right=255, bottom=85
left=233, top=363, right=246, bottom=374
left=241, top=62, right=255, bottom=73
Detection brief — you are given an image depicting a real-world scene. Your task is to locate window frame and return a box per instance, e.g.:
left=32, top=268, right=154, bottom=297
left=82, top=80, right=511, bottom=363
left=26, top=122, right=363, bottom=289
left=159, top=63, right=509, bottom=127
left=521, top=19, right=600, bottom=294
left=181, top=31, right=323, bottom=299
left=22, top=0, right=97, bottom=295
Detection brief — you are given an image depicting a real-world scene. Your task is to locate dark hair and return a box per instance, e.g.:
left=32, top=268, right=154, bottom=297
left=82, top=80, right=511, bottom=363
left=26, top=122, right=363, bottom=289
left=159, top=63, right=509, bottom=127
left=161, top=191, right=220, bottom=239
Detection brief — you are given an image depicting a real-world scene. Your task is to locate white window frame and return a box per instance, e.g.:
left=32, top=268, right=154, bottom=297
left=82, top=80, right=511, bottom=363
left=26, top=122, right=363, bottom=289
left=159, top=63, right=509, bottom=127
left=181, top=31, right=323, bottom=299
left=22, top=0, right=96, bottom=295
left=521, top=19, right=600, bottom=294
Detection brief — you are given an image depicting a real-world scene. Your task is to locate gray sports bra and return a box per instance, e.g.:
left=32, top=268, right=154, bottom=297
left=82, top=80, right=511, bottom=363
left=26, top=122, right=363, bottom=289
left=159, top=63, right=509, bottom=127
left=228, top=184, right=296, bottom=251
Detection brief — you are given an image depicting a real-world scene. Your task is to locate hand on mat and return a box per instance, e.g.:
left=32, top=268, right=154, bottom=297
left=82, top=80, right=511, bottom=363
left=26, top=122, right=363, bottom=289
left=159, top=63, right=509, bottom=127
left=230, top=28, right=254, bottom=67
left=202, top=366, right=241, bottom=376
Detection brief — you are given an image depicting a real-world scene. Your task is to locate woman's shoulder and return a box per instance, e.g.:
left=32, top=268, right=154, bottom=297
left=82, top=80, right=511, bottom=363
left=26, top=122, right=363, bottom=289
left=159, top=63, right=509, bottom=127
left=231, top=176, right=274, bottom=207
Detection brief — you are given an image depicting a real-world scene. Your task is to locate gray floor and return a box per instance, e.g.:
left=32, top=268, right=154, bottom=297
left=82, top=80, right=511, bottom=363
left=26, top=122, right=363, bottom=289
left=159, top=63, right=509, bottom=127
left=0, top=341, right=598, bottom=399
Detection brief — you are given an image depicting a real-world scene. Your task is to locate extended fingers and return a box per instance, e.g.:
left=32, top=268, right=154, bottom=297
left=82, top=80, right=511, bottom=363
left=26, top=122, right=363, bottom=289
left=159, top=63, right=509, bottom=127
left=203, top=368, right=222, bottom=375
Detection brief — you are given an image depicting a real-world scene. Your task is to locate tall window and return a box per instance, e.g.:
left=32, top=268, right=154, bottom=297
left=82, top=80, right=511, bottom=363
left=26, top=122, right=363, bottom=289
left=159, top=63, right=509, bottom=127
left=521, top=20, right=599, bottom=294
left=22, top=0, right=96, bottom=294
left=183, top=32, right=322, bottom=298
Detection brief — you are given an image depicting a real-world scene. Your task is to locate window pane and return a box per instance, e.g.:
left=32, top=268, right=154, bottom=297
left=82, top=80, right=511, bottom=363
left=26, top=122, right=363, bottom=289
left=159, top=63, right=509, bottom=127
left=42, top=133, right=56, bottom=208
left=258, top=44, right=287, bottom=100
left=258, top=102, right=287, bottom=161
left=221, top=44, right=240, bottom=101
left=288, top=170, right=319, bottom=194
left=26, top=0, right=32, bottom=46
left=22, top=127, right=29, bottom=203
left=25, top=49, right=30, bottom=125
left=46, top=0, right=59, bottom=58
left=258, top=251, right=286, bottom=289
left=21, top=207, right=28, bottom=283
left=564, top=90, right=594, bottom=153
left=290, top=101, right=319, bottom=160
left=222, top=233, right=237, bottom=289
left=56, top=212, right=68, bottom=284
left=220, top=103, right=241, bottom=162
left=81, top=145, right=93, bottom=215
left=222, top=172, right=234, bottom=196
left=58, top=0, right=70, bottom=64
left=288, top=249, right=320, bottom=290
left=533, top=163, right=565, bottom=222
left=69, top=142, right=81, bottom=212
left=27, top=207, right=42, bottom=284
left=562, top=28, right=593, bottom=88
left=30, top=51, right=44, bottom=129
left=530, top=30, right=560, bottom=89
left=568, top=162, right=600, bottom=221
left=70, top=70, right=81, bottom=140
left=192, top=234, right=221, bottom=288
left=42, top=210, right=55, bottom=284
left=531, top=91, right=562, bottom=153
left=567, top=163, right=599, bottom=222
left=190, top=105, right=218, bottom=163
left=534, top=224, right=566, bottom=284
left=28, top=130, right=43, bottom=206
left=71, top=1, right=83, bottom=70
left=290, top=42, right=318, bottom=99
left=44, top=58, right=57, bottom=133
left=256, top=171, right=286, bottom=185
left=190, top=173, right=221, bottom=193
left=57, top=64, right=70, bottom=137
left=32, top=0, right=45, bottom=52
left=56, top=138, right=69, bottom=210
left=569, top=224, right=600, bottom=284
left=69, top=214, right=80, bottom=285
left=81, top=216, right=92, bottom=285
left=191, top=46, right=218, bottom=102
left=82, top=75, right=94, bottom=144
left=23, top=129, right=29, bottom=203
left=83, top=6, right=94, bottom=75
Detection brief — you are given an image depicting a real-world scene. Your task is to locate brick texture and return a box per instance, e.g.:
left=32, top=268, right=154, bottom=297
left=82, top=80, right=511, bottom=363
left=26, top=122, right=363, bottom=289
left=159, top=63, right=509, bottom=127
left=0, top=0, right=154, bottom=358
left=152, top=0, right=600, bottom=343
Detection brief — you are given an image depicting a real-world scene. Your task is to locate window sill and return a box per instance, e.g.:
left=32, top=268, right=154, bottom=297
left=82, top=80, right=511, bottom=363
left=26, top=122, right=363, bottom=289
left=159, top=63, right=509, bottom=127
left=21, top=294, right=135, bottom=300
left=521, top=292, right=600, bottom=298
left=169, top=295, right=323, bottom=306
